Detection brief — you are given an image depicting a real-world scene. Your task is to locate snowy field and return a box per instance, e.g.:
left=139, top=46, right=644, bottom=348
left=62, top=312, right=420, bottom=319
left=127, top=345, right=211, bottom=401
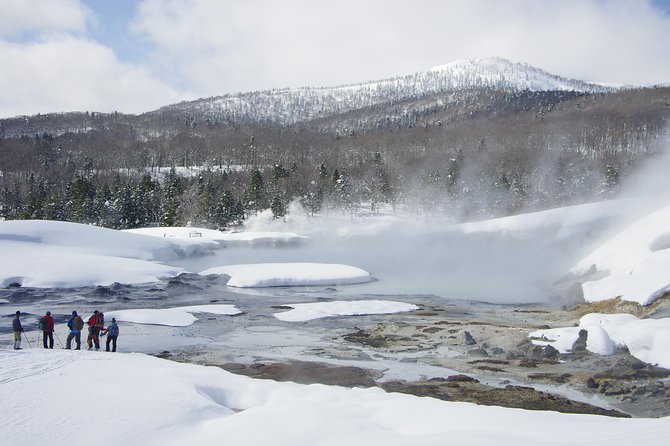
left=3, top=196, right=670, bottom=444
left=2, top=349, right=670, bottom=446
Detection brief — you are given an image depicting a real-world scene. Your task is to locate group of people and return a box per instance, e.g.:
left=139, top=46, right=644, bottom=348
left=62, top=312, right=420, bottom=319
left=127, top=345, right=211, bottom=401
left=12, top=309, right=120, bottom=352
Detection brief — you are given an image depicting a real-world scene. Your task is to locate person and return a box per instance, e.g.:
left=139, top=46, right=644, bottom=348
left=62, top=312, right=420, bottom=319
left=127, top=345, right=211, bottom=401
left=66, top=311, right=84, bottom=350
left=86, top=310, right=104, bottom=350
left=12, top=310, right=24, bottom=350
left=39, top=311, right=55, bottom=349
left=101, top=318, right=119, bottom=352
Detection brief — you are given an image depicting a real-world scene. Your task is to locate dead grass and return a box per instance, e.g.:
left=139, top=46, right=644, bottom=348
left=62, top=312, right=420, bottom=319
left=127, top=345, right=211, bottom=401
left=571, top=294, right=670, bottom=319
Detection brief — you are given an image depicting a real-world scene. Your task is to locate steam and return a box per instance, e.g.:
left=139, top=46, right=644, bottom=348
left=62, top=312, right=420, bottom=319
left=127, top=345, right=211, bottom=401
left=211, top=133, right=670, bottom=306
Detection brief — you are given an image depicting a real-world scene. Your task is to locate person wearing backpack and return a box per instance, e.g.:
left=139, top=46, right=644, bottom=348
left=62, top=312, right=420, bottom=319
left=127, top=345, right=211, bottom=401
left=101, top=318, right=120, bottom=352
left=86, top=310, right=104, bottom=350
left=66, top=311, right=84, bottom=350
left=39, top=311, right=55, bottom=349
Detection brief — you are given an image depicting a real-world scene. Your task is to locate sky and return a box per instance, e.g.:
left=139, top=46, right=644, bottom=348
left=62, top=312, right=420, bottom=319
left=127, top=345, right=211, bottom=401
left=1, top=0, right=669, bottom=118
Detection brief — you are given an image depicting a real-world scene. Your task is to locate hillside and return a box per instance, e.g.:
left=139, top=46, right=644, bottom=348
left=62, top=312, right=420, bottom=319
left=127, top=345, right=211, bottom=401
left=0, top=58, right=669, bottom=227
left=153, top=57, right=607, bottom=126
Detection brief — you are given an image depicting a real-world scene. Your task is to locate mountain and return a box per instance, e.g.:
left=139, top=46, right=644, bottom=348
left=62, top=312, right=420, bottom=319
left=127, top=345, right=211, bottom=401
left=1, top=57, right=668, bottom=227
left=153, top=57, right=609, bottom=126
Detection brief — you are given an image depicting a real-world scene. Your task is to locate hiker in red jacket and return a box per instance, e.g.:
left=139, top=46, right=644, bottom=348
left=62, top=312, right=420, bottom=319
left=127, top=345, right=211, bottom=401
left=39, top=311, right=55, bottom=349
left=86, top=310, right=104, bottom=350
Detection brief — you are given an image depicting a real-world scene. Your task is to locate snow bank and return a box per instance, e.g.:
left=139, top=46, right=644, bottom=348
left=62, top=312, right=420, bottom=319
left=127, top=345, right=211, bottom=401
left=0, top=220, right=192, bottom=288
left=0, top=220, right=245, bottom=288
left=460, top=199, right=625, bottom=238
left=274, top=300, right=419, bottom=322
left=571, top=204, right=670, bottom=305
left=529, top=313, right=670, bottom=368
left=107, top=304, right=242, bottom=327
left=201, top=263, right=371, bottom=288
left=2, top=350, right=669, bottom=446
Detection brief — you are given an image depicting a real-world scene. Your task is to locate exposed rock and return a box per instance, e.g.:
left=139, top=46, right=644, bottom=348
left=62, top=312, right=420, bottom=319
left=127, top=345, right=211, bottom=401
left=380, top=380, right=629, bottom=418
left=464, top=331, right=477, bottom=345
left=446, top=374, right=479, bottom=383
left=219, top=360, right=380, bottom=387
left=527, top=373, right=572, bottom=383
left=491, top=347, right=505, bottom=355
left=571, top=329, right=588, bottom=352
left=543, top=345, right=560, bottom=359
left=605, top=386, right=631, bottom=396
left=518, top=359, right=539, bottom=368
left=586, top=377, right=599, bottom=389
left=467, top=348, right=489, bottom=357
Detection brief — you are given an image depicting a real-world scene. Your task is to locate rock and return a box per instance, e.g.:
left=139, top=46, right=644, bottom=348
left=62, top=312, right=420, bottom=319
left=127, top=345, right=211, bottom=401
left=543, top=345, right=559, bottom=359
left=505, top=351, right=518, bottom=360
left=605, top=386, right=631, bottom=396
left=586, top=377, right=599, bottom=389
left=446, top=374, right=479, bottom=383
left=467, top=348, right=489, bottom=357
left=464, top=331, right=477, bottom=345
left=666, top=388, right=670, bottom=398
left=633, top=385, right=648, bottom=395
left=526, top=344, right=559, bottom=360
left=7, top=282, right=21, bottom=288
left=491, top=347, right=505, bottom=355
left=518, top=359, right=539, bottom=368
left=571, top=329, right=588, bottom=352
left=599, top=380, right=611, bottom=394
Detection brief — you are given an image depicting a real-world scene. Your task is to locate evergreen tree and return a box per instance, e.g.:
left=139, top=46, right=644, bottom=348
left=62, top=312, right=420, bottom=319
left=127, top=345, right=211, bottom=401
left=161, top=166, right=184, bottom=227
left=211, top=189, right=242, bottom=229
left=244, top=169, right=267, bottom=213
left=270, top=195, right=287, bottom=219
left=21, top=174, right=46, bottom=219
left=66, top=174, right=96, bottom=223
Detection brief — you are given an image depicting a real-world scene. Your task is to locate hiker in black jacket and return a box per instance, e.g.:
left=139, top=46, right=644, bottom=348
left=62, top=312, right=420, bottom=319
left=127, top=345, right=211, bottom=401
left=12, top=310, right=24, bottom=350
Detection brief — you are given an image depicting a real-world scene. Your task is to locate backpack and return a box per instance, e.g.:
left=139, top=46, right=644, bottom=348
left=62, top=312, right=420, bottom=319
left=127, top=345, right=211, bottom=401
left=38, top=317, right=47, bottom=331
left=73, top=316, right=84, bottom=331
left=97, top=313, right=104, bottom=328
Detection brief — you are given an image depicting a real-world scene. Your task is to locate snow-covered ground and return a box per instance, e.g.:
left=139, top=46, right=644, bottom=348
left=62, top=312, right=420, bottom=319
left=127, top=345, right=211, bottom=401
left=107, top=304, right=243, bottom=327
left=1, top=349, right=669, bottom=446
left=1, top=197, right=668, bottom=301
left=570, top=203, right=670, bottom=305
left=274, top=300, right=419, bottom=322
left=201, top=263, right=372, bottom=288
left=3, top=197, right=670, bottom=443
left=530, top=313, right=670, bottom=369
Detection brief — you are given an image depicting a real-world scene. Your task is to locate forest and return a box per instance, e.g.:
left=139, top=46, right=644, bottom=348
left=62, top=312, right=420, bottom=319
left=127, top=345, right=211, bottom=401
left=1, top=85, right=669, bottom=229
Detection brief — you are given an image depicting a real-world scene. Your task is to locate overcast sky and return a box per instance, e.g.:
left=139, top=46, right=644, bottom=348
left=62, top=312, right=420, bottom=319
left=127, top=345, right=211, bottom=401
left=1, top=0, right=669, bottom=118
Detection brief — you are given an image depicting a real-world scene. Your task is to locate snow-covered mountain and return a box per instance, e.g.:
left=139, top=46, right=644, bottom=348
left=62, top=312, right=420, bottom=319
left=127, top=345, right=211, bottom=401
left=155, top=57, right=608, bottom=125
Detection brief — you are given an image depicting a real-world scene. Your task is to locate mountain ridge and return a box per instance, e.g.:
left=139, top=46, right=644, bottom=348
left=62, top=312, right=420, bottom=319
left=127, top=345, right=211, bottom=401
left=152, top=57, right=611, bottom=126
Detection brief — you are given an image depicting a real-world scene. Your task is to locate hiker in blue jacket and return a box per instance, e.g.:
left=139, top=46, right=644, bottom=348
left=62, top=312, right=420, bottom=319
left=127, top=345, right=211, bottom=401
left=65, top=311, right=84, bottom=350
left=101, top=318, right=120, bottom=352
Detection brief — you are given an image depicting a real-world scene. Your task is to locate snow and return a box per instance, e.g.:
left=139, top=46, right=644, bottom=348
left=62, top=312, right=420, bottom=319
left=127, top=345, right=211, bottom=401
left=2, top=350, right=669, bottom=446
left=161, top=57, right=606, bottom=127
left=0, top=220, right=190, bottom=288
left=3, top=203, right=670, bottom=443
left=201, top=263, right=372, bottom=288
left=126, top=226, right=308, bottom=247
left=571, top=203, right=670, bottom=305
left=273, top=300, right=419, bottom=322
left=529, top=313, right=670, bottom=368
left=107, top=304, right=242, bottom=327
left=428, top=57, right=600, bottom=92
